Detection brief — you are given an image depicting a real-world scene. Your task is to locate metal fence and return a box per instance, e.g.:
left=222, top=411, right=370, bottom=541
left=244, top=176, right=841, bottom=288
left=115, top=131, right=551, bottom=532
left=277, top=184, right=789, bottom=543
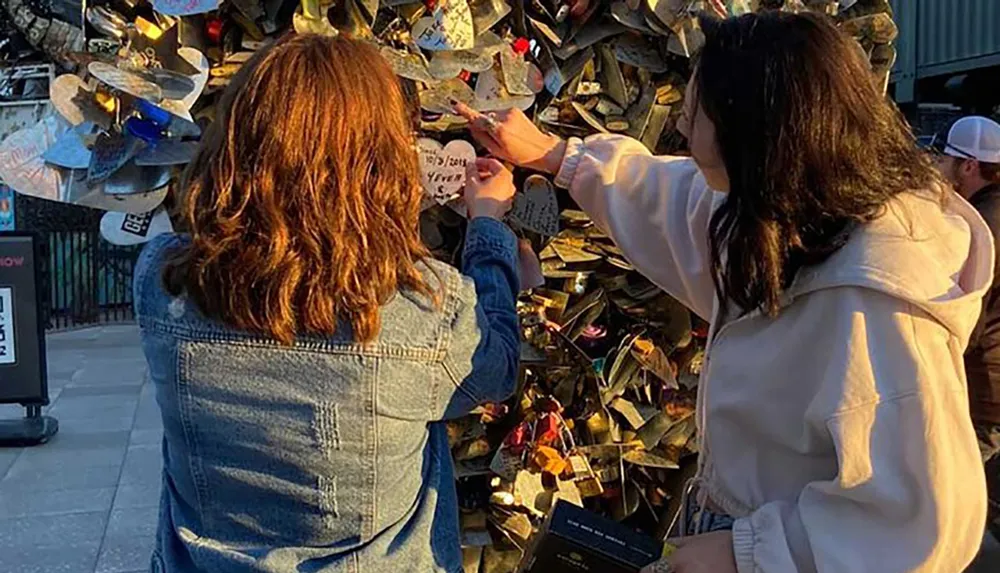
left=43, top=230, right=140, bottom=330
left=14, top=194, right=142, bottom=331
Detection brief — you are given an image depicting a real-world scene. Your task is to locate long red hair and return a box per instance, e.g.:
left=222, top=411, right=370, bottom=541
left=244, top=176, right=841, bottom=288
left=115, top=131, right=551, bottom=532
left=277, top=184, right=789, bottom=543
left=164, top=34, right=436, bottom=344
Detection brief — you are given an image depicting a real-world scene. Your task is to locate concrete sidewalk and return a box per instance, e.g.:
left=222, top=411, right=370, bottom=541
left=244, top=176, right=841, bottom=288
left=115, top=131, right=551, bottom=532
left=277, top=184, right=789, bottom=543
left=0, top=323, right=998, bottom=573
left=0, top=324, right=160, bottom=573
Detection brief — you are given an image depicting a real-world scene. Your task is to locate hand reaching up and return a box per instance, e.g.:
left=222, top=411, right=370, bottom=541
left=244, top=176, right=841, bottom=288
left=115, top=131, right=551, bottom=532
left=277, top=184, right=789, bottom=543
left=453, top=103, right=567, bottom=175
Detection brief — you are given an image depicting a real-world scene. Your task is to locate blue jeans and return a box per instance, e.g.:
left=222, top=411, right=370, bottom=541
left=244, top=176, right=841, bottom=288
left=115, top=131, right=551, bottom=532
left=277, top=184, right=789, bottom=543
left=683, top=496, right=735, bottom=536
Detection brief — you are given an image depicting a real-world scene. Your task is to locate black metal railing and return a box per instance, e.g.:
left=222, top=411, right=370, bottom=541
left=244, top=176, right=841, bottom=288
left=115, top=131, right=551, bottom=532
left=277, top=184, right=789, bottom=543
left=43, top=230, right=141, bottom=330
left=14, top=194, right=142, bottom=331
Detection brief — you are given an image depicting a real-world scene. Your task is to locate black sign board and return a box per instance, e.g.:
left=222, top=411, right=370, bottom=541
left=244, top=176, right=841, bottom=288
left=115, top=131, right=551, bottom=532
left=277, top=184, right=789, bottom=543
left=518, top=500, right=662, bottom=573
left=0, top=233, right=48, bottom=405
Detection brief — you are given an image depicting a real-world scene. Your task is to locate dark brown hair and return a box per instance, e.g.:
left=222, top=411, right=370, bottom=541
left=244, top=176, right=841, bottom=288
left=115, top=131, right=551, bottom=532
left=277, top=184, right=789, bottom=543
left=164, top=34, right=436, bottom=344
left=697, top=12, right=943, bottom=316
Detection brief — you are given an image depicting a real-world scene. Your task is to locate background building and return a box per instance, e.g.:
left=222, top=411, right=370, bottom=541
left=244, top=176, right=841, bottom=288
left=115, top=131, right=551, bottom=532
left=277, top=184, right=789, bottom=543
left=890, top=0, right=1000, bottom=135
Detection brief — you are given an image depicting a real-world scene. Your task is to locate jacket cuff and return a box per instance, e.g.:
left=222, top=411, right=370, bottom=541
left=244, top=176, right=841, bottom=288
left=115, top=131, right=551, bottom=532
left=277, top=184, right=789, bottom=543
left=553, top=137, right=585, bottom=189
left=464, top=216, right=518, bottom=263
left=732, top=516, right=757, bottom=573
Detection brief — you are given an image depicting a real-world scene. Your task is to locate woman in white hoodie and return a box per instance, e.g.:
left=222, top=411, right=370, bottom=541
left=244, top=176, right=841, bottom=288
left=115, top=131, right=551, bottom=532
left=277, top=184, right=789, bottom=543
left=457, top=11, right=990, bottom=573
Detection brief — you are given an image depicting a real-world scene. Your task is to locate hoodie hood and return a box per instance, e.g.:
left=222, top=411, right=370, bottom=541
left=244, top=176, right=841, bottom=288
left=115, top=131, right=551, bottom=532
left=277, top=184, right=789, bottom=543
left=788, top=185, right=995, bottom=345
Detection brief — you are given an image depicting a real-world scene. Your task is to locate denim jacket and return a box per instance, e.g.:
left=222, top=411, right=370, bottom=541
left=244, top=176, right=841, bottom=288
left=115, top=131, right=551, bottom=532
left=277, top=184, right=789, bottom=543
left=134, top=217, right=520, bottom=573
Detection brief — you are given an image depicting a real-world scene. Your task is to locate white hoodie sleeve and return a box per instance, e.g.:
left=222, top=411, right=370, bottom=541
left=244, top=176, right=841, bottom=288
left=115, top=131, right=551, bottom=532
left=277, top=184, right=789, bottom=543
left=555, top=135, right=722, bottom=321
left=731, top=287, right=986, bottom=573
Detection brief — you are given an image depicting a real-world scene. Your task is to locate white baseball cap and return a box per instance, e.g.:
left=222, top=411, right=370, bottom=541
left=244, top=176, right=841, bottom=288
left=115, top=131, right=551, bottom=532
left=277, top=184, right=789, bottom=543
left=945, top=116, right=1000, bottom=163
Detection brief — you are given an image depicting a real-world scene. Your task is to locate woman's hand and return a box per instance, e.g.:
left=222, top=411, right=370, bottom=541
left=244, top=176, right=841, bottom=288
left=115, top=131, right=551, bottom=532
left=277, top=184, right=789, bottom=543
left=453, top=102, right=567, bottom=175
left=465, top=157, right=515, bottom=220
left=640, top=531, right=737, bottom=573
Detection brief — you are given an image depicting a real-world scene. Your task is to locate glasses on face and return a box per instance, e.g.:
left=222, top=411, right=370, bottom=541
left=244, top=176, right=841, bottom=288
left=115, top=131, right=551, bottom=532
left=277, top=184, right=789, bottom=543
left=918, top=134, right=977, bottom=159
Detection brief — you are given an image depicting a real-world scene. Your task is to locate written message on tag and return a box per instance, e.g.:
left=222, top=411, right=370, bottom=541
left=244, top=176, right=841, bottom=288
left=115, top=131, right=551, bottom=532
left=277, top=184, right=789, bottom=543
left=417, top=138, right=476, bottom=205
left=87, top=131, right=143, bottom=184
left=510, top=175, right=559, bottom=236
left=413, top=0, right=475, bottom=51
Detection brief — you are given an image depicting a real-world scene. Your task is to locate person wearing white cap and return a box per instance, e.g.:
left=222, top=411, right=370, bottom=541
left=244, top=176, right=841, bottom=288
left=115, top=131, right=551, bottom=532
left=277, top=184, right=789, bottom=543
left=930, top=115, right=1000, bottom=543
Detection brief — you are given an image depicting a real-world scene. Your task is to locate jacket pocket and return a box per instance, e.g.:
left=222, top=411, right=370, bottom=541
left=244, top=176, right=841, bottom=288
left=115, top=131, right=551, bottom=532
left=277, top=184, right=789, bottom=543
left=177, top=341, right=372, bottom=547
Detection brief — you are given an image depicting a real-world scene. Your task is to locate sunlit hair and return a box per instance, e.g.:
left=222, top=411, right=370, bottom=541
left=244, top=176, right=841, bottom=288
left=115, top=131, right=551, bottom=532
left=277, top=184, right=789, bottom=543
left=163, top=34, right=437, bottom=345
left=696, top=12, right=943, bottom=317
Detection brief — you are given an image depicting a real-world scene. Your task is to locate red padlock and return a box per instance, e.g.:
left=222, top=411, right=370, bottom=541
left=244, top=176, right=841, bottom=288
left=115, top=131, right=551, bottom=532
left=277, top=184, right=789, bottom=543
left=512, top=37, right=531, bottom=56
left=534, top=413, right=560, bottom=446
left=206, top=17, right=225, bottom=45
left=504, top=422, right=529, bottom=454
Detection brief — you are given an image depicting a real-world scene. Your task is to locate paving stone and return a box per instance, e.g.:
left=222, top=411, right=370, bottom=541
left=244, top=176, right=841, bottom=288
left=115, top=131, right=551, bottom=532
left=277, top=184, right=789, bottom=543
left=128, top=429, right=162, bottom=447
left=9, top=446, right=126, bottom=472
left=112, top=484, right=161, bottom=510
left=131, top=411, right=163, bottom=431
left=42, top=430, right=130, bottom=451
left=0, top=541, right=100, bottom=573
left=119, top=445, right=163, bottom=485
left=95, top=533, right=156, bottom=573
left=48, top=400, right=138, bottom=422
left=44, top=388, right=63, bottom=407
left=58, top=385, right=144, bottom=399
left=46, top=351, right=88, bottom=379
left=69, top=360, right=147, bottom=387
left=105, top=506, right=159, bottom=540
left=0, top=448, right=21, bottom=479
left=46, top=325, right=139, bottom=351
left=0, top=510, right=108, bottom=548
left=0, top=463, right=122, bottom=492
left=0, top=404, right=24, bottom=419
left=55, top=416, right=136, bottom=434
left=0, top=486, right=115, bottom=518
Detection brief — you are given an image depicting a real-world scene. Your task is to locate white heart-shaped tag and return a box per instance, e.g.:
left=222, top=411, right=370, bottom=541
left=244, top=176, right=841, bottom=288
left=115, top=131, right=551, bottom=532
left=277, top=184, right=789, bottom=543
left=43, top=123, right=97, bottom=169
left=88, top=62, right=163, bottom=102
left=420, top=78, right=476, bottom=114
left=0, top=115, right=71, bottom=203
left=134, top=140, right=199, bottom=166
left=171, top=47, right=210, bottom=111
left=474, top=66, right=535, bottom=112
left=500, top=46, right=544, bottom=96
left=381, top=47, right=435, bottom=83
left=510, top=175, right=559, bottom=236
left=428, top=50, right=494, bottom=80
left=50, top=74, right=111, bottom=128
left=412, top=0, right=475, bottom=52
left=103, top=164, right=173, bottom=196
left=87, top=131, right=145, bottom=184
left=427, top=31, right=505, bottom=80
left=100, top=208, right=174, bottom=245
left=73, top=179, right=169, bottom=213
left=417, top=138, right=476, bottom=205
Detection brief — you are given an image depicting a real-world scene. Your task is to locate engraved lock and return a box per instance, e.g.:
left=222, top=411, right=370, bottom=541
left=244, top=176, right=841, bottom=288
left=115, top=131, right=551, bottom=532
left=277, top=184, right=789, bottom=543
left=301, top=0, right=324, bottom=20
